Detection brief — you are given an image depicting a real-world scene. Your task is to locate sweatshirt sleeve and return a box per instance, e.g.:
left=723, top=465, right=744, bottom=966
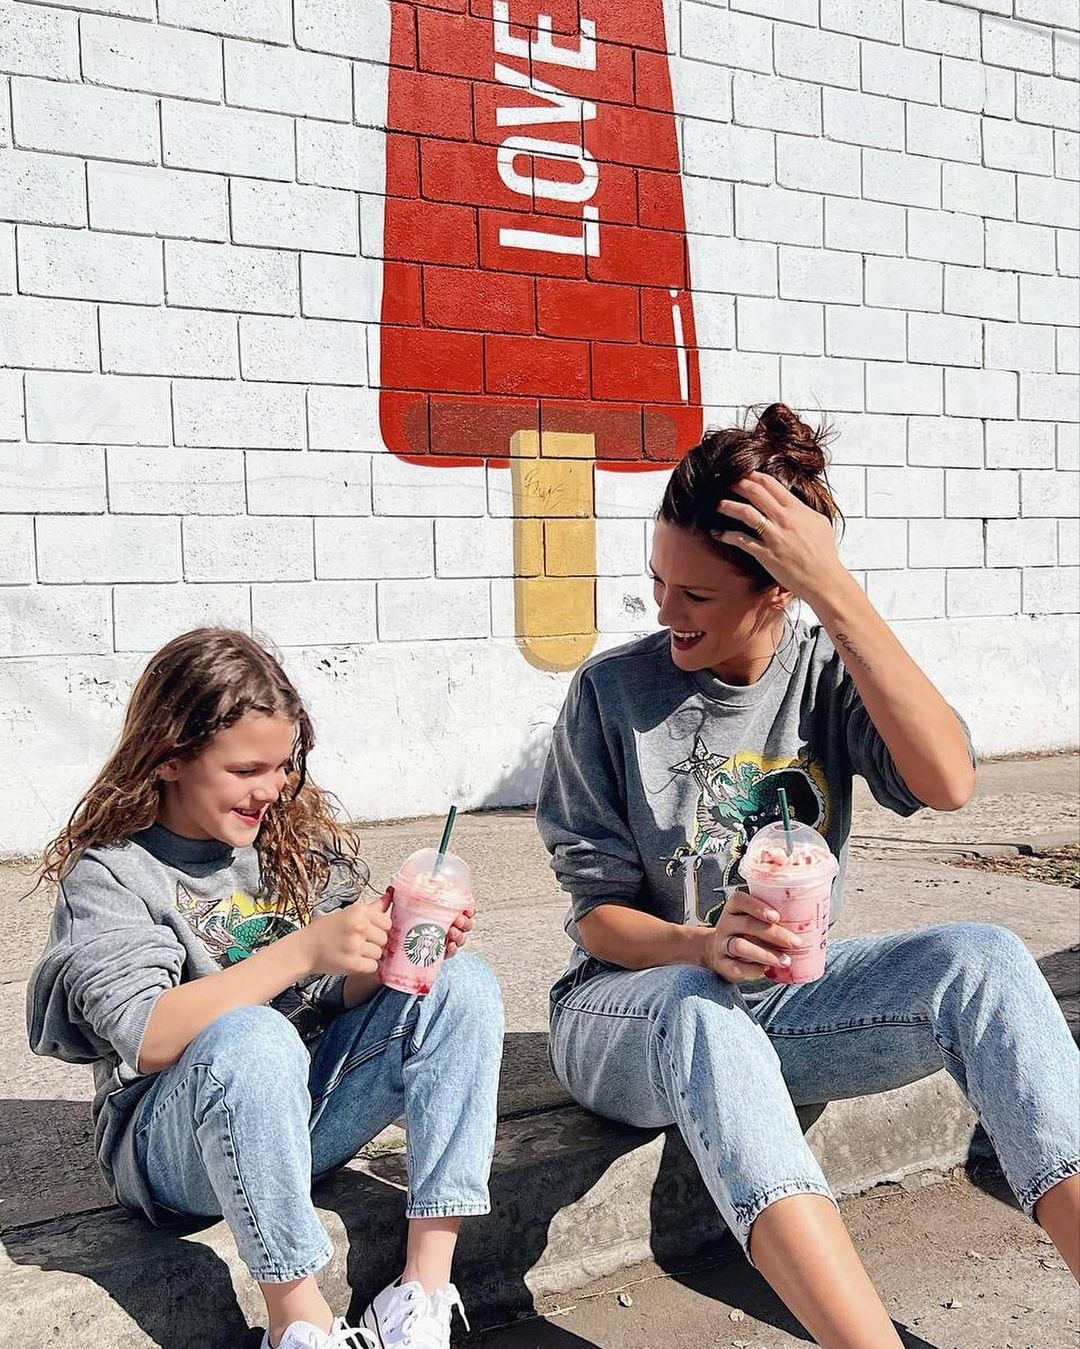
left=536, top=666, right=645, bottom=925
left=27, top=857, right=186, bottom=1073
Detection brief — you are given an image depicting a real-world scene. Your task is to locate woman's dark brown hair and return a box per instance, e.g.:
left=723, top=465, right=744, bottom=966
left=659, top=402, right=843, bottom=589
left=39, top=628, right=367, bottom=918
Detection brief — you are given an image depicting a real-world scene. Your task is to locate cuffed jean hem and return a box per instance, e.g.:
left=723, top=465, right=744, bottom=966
left=248, top=1240, right=335, bottom=1285
left=734, top=1180, right=838, bottom=1268
left=405, top=1201, right=491, bottom=1219
left=1018, top=1157, right=1080, bottom=1219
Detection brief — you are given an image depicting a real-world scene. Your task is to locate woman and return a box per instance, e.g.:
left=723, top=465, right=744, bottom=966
left=537, top=404, right=1079, bottom=1348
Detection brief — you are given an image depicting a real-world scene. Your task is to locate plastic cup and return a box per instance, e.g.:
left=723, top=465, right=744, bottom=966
left=738, top=821, right=838, bottom=985
left=379, top=848, right=473, bottom=996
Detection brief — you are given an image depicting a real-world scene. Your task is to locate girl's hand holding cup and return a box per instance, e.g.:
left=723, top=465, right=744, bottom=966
left=445, top=905, right=474, bottom=959
left=300, top=892, right=393, bottom=976
left=705, top=890, right=804, bottom=984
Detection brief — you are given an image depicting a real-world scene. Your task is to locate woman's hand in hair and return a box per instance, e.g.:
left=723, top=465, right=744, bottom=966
left=444, top=905, right=474, bottom=959
left=301, top=890, right=393, bottom=976
left=716, top=471, right=846, bottom=606
left=706, top=889, right=805, bottom=983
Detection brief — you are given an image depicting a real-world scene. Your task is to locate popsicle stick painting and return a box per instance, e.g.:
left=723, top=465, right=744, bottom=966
left=379, top=0, right=703, bottom=671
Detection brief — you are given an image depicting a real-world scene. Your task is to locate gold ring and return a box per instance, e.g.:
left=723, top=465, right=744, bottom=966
left=724, top=933, right=737, bottom=958
left=752, top=514, right=768, bottom=538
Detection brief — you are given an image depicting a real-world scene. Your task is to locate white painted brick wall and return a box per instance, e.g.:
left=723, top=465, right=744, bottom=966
left=0, top=0, right=1077, bottom=851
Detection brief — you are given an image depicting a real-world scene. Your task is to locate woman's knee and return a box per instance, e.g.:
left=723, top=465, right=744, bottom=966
left=428, top=953, right=505, bottom=1041
left=188, top=1003, right=309, bottom=1084
left=924, top=921, right=1031, bottom=983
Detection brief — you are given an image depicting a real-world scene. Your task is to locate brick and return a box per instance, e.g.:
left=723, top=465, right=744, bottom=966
left=827, top=305, right=905, bottom=360
left=986, top=419, right=1057, bottom=468
left=828, top=464, right=867, bottom=514
left=596, top=574, right=657, bottom=634
left=1057, top=425, right=1078, bottom=472
left=88, top=163, right=227, bottom=241
left=907, top=416, right=984, bottom=467
left=82, top=16, right=222, bottom=101
left=985, top=220, right=1056, bottom=274
left=162, top=101, right=292, bottom=181
left=533, top=278, right=632, bottom=343
left=184, top=515, right=313, bottom=582
left=247, top=449, right=371, bottom=515
left=945, top=468, right=1019, bottom=517
left=985, top=321, right=1056, bottom=373
left=824, top=89, right=904, bottom=150
left=592, top=342, right=685, bottom=404
left=224, top=41, right=350, bottom=120
left=941, top=58, right=1014, bottom=117
left=907, top=105, right=981, bottom=163
left=12, top=77, right=157, bottom=163
left=37, top=514, right=180, bottom=583
left=591, top=465, right=670, bottom=519
left=837, top=517, right=907, bottom=569
left=1057, top=32, right=1080, bottom=81
left=354, top=60, right=390, bottom=132
left=1059, top=518, right=1079, bottom=564
left=1022, top=566, right=1078, bottom=613
left=946, top=366, right=1017, bottom=418
left=0, top=515, right=33, bottom=584
left=821, top=0, right=902, bottom=42
left=113, top=583, right=250, bottom=652
left=159, top=0, right=289, bottom=40
left=781, top=355, right=864, bottom=412
left=0, top=296, right=97, bottom=371
left=18, top=226, right=162, bottom=305
left=379, top=324, right=482, bottom=394
left=986, top=517, right=1057, bottom=566
left=435, top=517, right=533, bottom=579
left=1017, top=73, right=1079, bottom=130
left=308, top=385, right=380, bottom=451
left=908, top=312, right=982, bottom=367
left=0, top=225, right=11, bottom=292
left=731, top=0, right=818, bottom=22
left=907, top=209, right=982, bottom=265
left=982, top=17, right=1054, bottom=74
left=777, top=135, right=861, bottom=197
left=904, top=0, right=980, bottom=57
left=25, top=371, right=168, bottom=445
left=866, top=363, right=943, bottom=415
left=255, top=581, right=376, bottom=646
left=775, top=27, right=859, bottom=88
left=375, top=456, right=486, bottom=517
left=863, top=149, right=940, bottom=208
left=689, top=295, right=737, bottom=352
left=983, top=119, right=1055, bottom=175
left=1022, top=469, right=1080, bottom=516
left=1021, top=275, right=1080, bottom=327
left=692, top=235, right=777, bottom=297
left=947, top=567, right=1020, bottom=616
left=824, top=198, right=905, bottom=255
left=107, top=446, right=244, bottom=515
left=1059, top=327, right=1080, bottom=376
left=316, top=517, right=431, bottom=581
left=1059, top=229, right=1080, bottom=276
left=738, top=299, right=823, bottom=355
left=377, top=578, right=489, bottom=641
left=0, top=371, right=20, bottom=441
left=166, top=240, right=298, bottom=316
left=0, top=2, right=79, bottom=79
left=733, top=185, right=821, bottom=247
left=680, top=5, right=773, bottom=74
left=241, top=316, right=367, bottom=386
left=593, top=519, right=648, bottom=576
left=0, top=444, right=105, bottom=512
left=945, top=265, right=1016, bottom=321
left=173, top=379, right=306, bottom=449
left=827, top=412, right=907, bottom=465
left=1020, top=372, right=1080, bottom=422
left=942, top=162, right=1015, bottom=220
left=295, top=1, right=390, bottom=61
left=664, top=55, right=734, bottom=124
left=908, top=518, right=983, bottom=567
left=867, top=465, right=944, bottom=515
left=300, top=254, right=384, bottom=324
left=780, top=246, right=862, bottom=304
left=866, top=568, right=946, bottom=618
left=296, top=122, right=384, bottom=194
left=231, top=180, right=357, bottom=255
left=866, top=256, right=943, bottom=312
left=1018, top=175, right=1079, bottom=228
left=101, top=306, right=238, bottom=378
left=0, top=585, right=111, bottom=657
left=733, top=73, right=820, bottom=134
left=861, top=40, right=939, bottom=103
left=682, top=121, right=774, bottom=186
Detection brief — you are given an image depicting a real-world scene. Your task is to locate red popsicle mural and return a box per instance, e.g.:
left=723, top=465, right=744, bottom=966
left=380, top=0, right=703, bottom=670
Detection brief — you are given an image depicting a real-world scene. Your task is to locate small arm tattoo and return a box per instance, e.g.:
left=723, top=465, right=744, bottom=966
left=835, top=631, right=873, bottom=673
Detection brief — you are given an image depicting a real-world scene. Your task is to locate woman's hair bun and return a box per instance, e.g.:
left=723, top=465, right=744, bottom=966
left=754, top=402, right=827, bottom=477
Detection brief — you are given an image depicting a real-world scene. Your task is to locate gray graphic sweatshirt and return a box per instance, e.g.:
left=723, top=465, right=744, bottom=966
left=538, top=625, right=970, bottom=982
left=27, top=823, right=357, bottom=1221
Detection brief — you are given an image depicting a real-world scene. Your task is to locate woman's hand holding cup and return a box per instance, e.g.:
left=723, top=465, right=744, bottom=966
left=705, top=890, right=804, bottom=984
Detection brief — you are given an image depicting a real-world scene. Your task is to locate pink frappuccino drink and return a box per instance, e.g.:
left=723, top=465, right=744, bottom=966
left=379, top=847, right=472, bottom=996
left=738, top=820, right=838, bottom=985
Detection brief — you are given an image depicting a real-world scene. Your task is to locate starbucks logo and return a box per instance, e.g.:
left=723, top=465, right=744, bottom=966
left=403, top=922, right=446, bottom=968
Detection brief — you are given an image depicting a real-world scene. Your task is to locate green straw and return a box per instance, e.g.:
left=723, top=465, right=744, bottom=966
left=777, top=787, right=793, bottom=856
left=432, top=804, right=458, bottom=876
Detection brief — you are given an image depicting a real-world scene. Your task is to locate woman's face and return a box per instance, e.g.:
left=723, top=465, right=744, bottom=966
left=650, top=519, right=784, bottom=677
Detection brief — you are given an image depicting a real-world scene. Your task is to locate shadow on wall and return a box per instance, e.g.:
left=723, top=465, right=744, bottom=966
left=475, top=713, right=556, bottom=811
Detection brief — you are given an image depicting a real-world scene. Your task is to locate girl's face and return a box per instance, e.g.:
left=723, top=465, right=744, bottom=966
left=650, top=519, right=785, bottom=677
left=157, top=711, right=297, bottom=846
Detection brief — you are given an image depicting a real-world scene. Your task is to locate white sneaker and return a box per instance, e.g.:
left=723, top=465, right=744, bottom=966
left=260, top=1316, right=378, bottom=1349
left=361, top=1278, right=470, bottom=1349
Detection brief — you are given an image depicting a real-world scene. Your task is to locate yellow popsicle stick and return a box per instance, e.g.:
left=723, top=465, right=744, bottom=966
left=510, top=430, right=597, bottom=672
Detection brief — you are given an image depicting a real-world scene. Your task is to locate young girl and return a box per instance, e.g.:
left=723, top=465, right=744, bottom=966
left=538, top=403, right=1080, bottom=1348
left=28, top=629, right=504, bottom=1349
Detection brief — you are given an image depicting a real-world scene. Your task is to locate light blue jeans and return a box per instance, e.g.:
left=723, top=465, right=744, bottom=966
left=131, top=954, right=504, bottom=1283
left=550, top=922, right=1080, bottom=1260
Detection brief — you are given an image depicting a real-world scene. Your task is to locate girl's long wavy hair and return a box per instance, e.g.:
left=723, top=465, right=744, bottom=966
left=39, top=629, right=367, bottom=919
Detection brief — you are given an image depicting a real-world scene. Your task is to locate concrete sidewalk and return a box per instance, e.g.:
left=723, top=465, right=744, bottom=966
left=1, top=755, right=1077, bottom=1346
